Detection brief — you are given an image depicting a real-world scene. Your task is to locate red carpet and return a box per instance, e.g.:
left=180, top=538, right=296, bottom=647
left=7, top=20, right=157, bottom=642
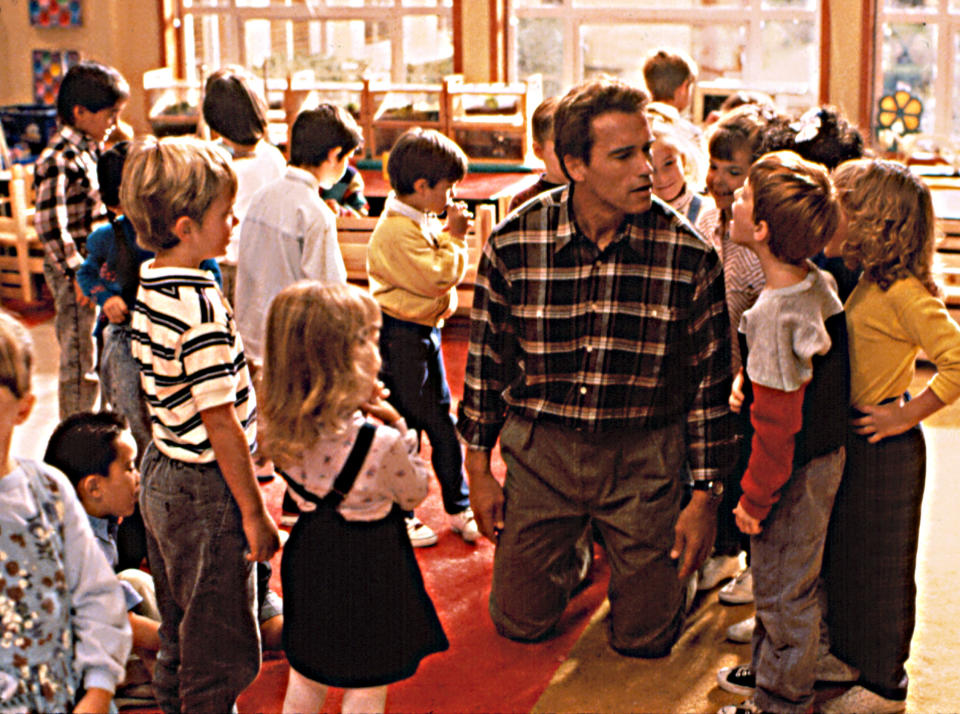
left=131, top=317, right=613, bottom=713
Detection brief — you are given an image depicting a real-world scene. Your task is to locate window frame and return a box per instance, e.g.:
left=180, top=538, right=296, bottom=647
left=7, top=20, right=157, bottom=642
left=506, top=0, right=823, bottom=105
left=171, top=0, right=454, bottom=84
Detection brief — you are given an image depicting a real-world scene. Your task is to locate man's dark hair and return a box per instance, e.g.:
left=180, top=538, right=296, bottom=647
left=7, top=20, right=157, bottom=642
left=202, top=66, right=269, bottom=146
left=290, top=104, right=363, bottom=168
left=386, top=128, right=468, bottom=195
left=44, top=411, right=128, bottom=491
left=57, top=61, right=129, bottom=126
left=553, top=77, right=649, bottom=182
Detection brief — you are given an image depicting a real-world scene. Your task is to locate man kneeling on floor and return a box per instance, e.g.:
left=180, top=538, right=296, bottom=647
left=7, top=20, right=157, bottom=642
left=457, top=76, right=736, bottom=656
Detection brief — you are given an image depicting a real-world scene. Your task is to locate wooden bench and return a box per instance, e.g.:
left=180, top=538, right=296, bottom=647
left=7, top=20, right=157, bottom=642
left=0, top=164, right=44, bottom=303
left=337, top=203, right=494, bottom=318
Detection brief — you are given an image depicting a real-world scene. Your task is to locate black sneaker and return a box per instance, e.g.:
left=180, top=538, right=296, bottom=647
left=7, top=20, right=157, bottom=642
left=717, top=664, right=756, bottom=697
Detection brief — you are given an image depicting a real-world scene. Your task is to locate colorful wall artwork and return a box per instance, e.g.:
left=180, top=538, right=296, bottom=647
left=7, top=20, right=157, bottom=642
left=29, top=0, right=83, bottom=28
left=32, top=49, right=81, bottom=105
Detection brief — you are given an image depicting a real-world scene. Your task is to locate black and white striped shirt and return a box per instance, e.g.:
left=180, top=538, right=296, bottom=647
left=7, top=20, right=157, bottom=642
left=130, top=261, right=256, bottom=463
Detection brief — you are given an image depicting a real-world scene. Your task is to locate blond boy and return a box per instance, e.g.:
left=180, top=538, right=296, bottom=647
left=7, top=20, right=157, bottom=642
left=123, top=137, right=280, bottom=714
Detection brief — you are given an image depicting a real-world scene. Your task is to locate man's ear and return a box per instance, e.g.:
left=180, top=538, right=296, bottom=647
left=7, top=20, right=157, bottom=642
left=563, top=155, right=585, bottom=182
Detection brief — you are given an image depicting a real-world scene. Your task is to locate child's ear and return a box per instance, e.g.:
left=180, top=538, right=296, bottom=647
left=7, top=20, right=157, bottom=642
left=412, top=177, right=431, bottom=195
left=532, top=141, right=545, bottom=161
left=77, top=474, right=101, bottom=502
left=754, top=219, right=770, bottom=244
left=13, top=393, right=35, bottom=426
left=172, top=215, right=195, bottom=242
left=326, top=146, right=343, bottom=166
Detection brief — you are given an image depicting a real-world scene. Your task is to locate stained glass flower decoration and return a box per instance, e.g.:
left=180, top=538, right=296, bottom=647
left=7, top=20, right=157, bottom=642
left=877, top=90, right=923, bottom=136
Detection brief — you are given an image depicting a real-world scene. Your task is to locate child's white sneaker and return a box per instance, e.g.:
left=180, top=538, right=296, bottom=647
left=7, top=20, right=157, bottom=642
left=406, top=516, right=438, bottom=547
left=698, top=552, right=746, bottom=591
left=726, top=615, right=755, bottom=643
left=448, top=507, right=480, bottom=543
left=718, top=566, right=754, bottom=604
left=717, top=697, right=763, bottom=714
left=820, top=686, right=905, bottom=714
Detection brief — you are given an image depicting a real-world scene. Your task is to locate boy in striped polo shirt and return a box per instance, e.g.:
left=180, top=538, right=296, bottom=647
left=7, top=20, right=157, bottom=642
left=123, top=137, right=280, bottom=714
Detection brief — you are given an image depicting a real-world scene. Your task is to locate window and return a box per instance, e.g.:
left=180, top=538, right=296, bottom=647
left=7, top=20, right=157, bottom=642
left=176, top=0, right=454, bottom=85
left=509, top=0, right=820, bottom=115
left=876, top=0, right=960, bottom=150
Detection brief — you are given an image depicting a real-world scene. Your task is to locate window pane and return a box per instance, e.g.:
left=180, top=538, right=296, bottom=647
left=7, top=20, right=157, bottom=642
left=403, top=15, right=453, bottom=81
left=883, top=0, right=936, bottom=10
left=581, top=23, right=693, bottom=88
left=573, top=0, right=744, bottom=7
left=759, top=19, right=817, bottom=89
left=258, top=19, right=388, bottom=79
left=878, top=22, right=936, bottom=146
left=693, top=23, right=745, bottom=80
left=763, top=0, right=814, bottom=7
left=515, top=17, right=564, bottom=98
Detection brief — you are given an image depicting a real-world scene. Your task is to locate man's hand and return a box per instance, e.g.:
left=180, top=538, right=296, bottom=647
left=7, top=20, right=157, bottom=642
left=465, top=448, right=503, bottom=542
left=670, top=491, right=718, bottom=580
left=102, top=295, right=129, bottom=323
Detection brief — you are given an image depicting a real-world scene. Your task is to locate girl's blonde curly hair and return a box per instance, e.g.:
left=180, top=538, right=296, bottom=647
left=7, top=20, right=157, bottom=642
left=833, top=158, right=939, bottom=297
left=258, top=281, right=381, bottom=468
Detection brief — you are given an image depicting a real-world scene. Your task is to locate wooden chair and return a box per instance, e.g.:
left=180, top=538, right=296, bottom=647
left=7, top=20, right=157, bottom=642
left=0, top=164, right=44, bottom=302
left=336, top=203, right=494, bottom=317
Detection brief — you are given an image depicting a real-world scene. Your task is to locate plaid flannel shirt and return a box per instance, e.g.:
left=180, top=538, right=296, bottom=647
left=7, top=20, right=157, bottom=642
left=456, top=186, right=736, bottom=481
left=33, top=125, right=105, bottom=276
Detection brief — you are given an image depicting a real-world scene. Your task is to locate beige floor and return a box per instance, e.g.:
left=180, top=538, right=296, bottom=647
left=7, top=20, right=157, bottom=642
left=11, top=320, right=960, bottom=713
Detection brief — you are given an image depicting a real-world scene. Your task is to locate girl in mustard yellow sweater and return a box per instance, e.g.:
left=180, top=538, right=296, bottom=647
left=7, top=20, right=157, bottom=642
left=820, top=160, right=960, bottom=714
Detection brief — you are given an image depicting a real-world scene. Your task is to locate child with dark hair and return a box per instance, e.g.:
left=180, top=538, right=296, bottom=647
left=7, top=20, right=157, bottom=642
left=507, top=96, right=567, bottom=212
left=0, top=311, right=130, bottom=713
left=202, top=65, right=287, bottom=301
left=44, top=411, right=160, bottom=708
left=236, top=103, right=363, bottom=367
left=367, top=128, right=477, bottom=547
left=34, top=59, right=129, bottom=420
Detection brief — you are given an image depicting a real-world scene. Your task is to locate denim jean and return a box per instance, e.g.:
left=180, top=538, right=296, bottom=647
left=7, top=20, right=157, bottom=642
left=379, top=313, right=469, bottom=514
left=43, top=260, right=97, bottom=419
left=100, top=322, right=153, bottom=458
left=139, top=443, right=259, bottom=714
left=751, top=447, right=845, bottom=714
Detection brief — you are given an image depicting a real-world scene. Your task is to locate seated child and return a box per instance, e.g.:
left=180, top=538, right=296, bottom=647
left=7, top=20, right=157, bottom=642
left=44, top=411, right=160, bottom=706
left=322, top=163, right=370, bottom=216
left=367, top=128, right=478, bottom=547
left=507, top=96, right=566, bottom=212
left=202, top=65, right=287, bottom=302
left=650, top=121, right=713, bottom=225
left=0, top=310, right=130, bottom=713
left=715, top=151, right=857, bottom=714
left=123, top=137, right=281, bottom=713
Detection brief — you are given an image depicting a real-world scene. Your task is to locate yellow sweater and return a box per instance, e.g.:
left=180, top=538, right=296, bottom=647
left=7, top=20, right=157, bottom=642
left=367, top=198, right=469, bottom=327
left=846, top=275, right=960, bottom=407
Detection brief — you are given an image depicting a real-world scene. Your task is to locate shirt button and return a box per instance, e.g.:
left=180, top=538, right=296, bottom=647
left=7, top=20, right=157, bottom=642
left=586, top=345, right=593, bottom=353
left=579, top=386, right=587, bottom=395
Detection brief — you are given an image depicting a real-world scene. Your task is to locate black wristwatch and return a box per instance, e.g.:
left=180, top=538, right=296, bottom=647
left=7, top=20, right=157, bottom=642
left=692, top=479, right=725, bottom=504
